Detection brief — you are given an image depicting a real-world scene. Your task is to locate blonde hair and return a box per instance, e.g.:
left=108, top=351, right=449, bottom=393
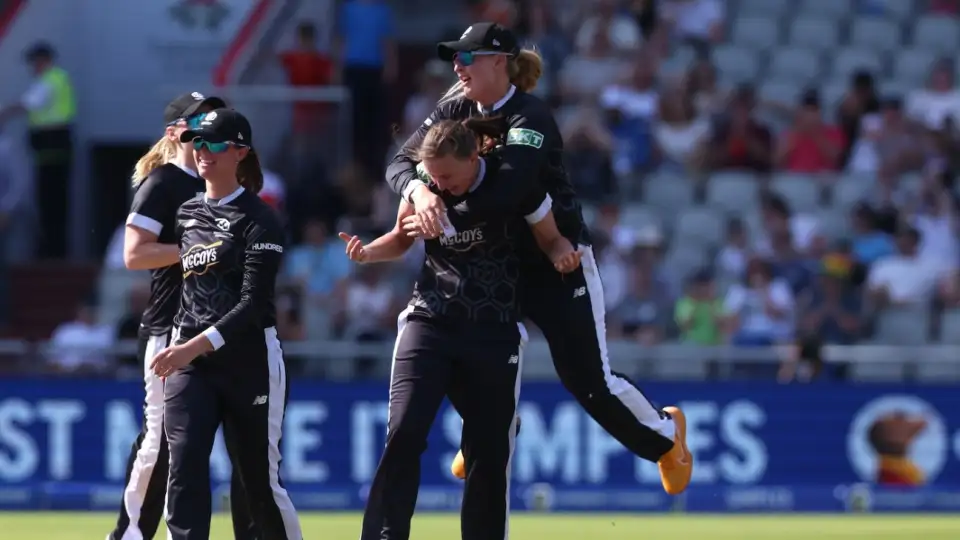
left=440, top=47, right=543, bottom=103
left=132, top=137, right=178, bottom=186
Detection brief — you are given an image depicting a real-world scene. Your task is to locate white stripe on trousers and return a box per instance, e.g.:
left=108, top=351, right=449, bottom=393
left=120, top=332, right=169, bottom=540
left=579, top=246, right=675, bottom=440
left=503, top=322, right=527, bottom=540
left=265, top=327, right=303, bottom=540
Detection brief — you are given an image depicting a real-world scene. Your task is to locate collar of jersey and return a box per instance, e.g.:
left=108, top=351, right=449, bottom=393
left=468, top=158, right=486, bottom=193
left=172, top=161, right=199, bottom=178
left=205, top=186, right=245, bottom=206
left=477, top=85, right=516, bottom=114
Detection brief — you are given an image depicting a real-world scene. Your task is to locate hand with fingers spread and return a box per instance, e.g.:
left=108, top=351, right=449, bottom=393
left=401, top=214, right=442, bottom=239
left=410, top=185, right=448, bottom=238
left=149, top=344, right=198, bottom=378
left=338, top=232, right=368, bottom=263
left=549, top=240, right=581, bottom=273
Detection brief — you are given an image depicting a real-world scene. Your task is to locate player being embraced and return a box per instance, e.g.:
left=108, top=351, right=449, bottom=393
left=344, top=117, right=578, bottom=540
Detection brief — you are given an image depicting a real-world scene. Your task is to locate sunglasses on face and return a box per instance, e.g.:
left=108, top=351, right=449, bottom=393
left=168, top=113, right=206, bottom=129
left=191, top=138, right=246, bottom=154
left=453, top=51, right=508, bottom=67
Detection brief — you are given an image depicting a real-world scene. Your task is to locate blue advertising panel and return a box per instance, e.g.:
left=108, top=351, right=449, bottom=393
left=1, top=379, right=959, bottom=512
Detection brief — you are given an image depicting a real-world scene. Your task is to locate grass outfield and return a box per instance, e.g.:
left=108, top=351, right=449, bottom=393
left=0, top=512, right=958, bottom=539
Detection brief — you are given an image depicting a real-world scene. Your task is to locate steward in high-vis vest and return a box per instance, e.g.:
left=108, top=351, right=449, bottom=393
left=0, top=42, right=76, bottom=258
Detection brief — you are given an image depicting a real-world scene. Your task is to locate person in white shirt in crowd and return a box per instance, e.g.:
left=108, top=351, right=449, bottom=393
left=48, top=302, right=115, bottom=374
left=575, top=0, right=642, bottom=55
left=654, top=85, right=710, bottom=172
left=867, top=226, right=941, bottom=307
left=600, top=54, right=661, bottom=121
left=659, top=0, right=724, bottom=52
left=722, top=258, right=795, bottom=347
left=908, top=174, right=959, bottom=277
left=906, top=59, right=960, bottom=131
left=333, top=263, right=398, bottom=377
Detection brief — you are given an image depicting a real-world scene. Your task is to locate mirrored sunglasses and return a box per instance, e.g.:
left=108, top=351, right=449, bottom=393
left=453, top=50, right=508, bottom=67
left=191, top=138, right=245, bottom=154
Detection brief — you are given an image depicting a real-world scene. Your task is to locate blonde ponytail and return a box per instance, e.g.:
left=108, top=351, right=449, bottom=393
left=132, top=137, right=178, bottom=186
left=508, top=48, right=543, bottom=93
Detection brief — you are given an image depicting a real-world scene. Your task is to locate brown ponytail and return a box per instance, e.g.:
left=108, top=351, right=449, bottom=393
left=508, top=48, right=543, bottom=93
left=418, top=117, right=506, bottom=161
left=237, top=150, right=264, bottom=194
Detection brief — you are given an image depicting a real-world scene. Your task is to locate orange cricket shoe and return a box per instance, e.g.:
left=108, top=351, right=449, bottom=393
left=658, top=406, right=693, bottom=495
left=451, top=449, right=466, bottom=480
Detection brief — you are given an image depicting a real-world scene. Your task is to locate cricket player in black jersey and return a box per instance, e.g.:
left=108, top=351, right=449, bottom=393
left=343, top=118, right=579, bottom=540
left=108, top=92, right=256, bottom=540
left=148, top=108, right=302, bottom=540
left=387, top=22, right=693, bottom=495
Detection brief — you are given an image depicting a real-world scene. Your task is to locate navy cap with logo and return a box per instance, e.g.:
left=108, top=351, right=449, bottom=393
left=179, top=108, right=254, bottom=148
left=437, top=22, right=519, bottom=62
left=163, top=92, right=227, bottom=125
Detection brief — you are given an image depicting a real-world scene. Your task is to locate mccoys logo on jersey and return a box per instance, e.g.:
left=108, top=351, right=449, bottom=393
left=506, top=128, right=544, bottom=149
left=181, top=240, right=222, bottom=278
left=439, top=226, right=484, bottom=251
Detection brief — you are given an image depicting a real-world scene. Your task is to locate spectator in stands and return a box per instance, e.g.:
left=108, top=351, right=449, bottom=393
left=333, top=263, right=398, bottom=377
left=799, top=253, right=862, bottom=345
left=402, top=60, right=452, bottom=138
left=283, top=217, right=352, bottom=339
left=654, top=85, right=710, bottom=173
left=609, top=262, right=674, bottom=344
left=906, top=59, right=960, bottom=131
left=0, top=131, right=34, bottom=325
left=930, top=0, right=960, bottom=14
left=562, top=20, right=630, bottom=100
left=867, top=226, right=940, bottom=307
left=847, top=97, right=925, bottom=177
left=575, top=0, right=642, bottom=55
left=909, top=178, right=958, bottom=276
left=258, top=166, right=287, bottom=213
left=280, top=21, right=335, bottom=134
left=776, top=90, right=845, bottom=174
left=850, top=202, right=896, bottom=265
left=722, top=258, right=795, bottom=347
left=659, top=0, right=724, bottom=54
left=837, top=70, right=880, bottom=167
left=755, top=193, right=819, bottom=256
left=768, top=229, right=815, bottom=297
left=47, top=302, right=115, bottom=374
left=687, top=57, right=725, bottom=116
left=336, top=0, right=397, bottom=174
left=703, top=84, right=773, bottom=172
left=561, top=104, right=618, bottom=200
left=716, top=216, right=749, bottom=284
left=466, top=0, right=517, bottom=27
left=601, top=56, right=660, bottom=121
left=675, top=268, right=723, bottom=345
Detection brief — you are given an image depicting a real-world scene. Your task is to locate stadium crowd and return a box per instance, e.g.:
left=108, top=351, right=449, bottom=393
left=5, top=0, right=960, bottom=379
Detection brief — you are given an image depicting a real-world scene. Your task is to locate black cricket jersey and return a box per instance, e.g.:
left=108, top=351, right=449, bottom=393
left=126, top=163, right=204, bottom=338
left=386, top=86, right=590, bottom=262
left=409, top=156, right=551, bottom=324
left=173, top=187, right=284, bottom=352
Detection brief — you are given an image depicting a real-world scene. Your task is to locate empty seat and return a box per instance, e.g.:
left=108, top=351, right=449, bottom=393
left=706, top=172, right=759, bottom=214
left=759, top=80, right=802, bottom=105
left=767, top=48, right=821, bottom=83
left=831, top=48, right=882, bottom=80
left=913, top=16, right=960, bottom=54
left=644, top=172, right=694, bottom=218
left=833, top=174, right=874, bottom=209
left=850, top=17, right=902, bottom=52
left=847, top=346, right=907, bottom=381
left=674, top=207, right=724, bottom=248
left=712, top=45, right=760, bottom=81
left=618, top=204, right=663, bottom=231
left=738, top=0, right=790, bottom=18
left=894, top=48, right=936, bottom=86
left=771, top=174, right=821, bottom=213
left=798, top=0, right=853, bottom=19
left=819, top=81, right=848, bottom=117
left=816, top=207, right=850, bottom=241
left=789, top=17, right=839, bottom=52
left=875, top=308, right=931, bottom=345
left=732, top=16, right=780, bottom=50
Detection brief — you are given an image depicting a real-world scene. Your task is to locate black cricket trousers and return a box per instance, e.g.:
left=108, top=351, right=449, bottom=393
left=164, top=328, right=302, bottom=540
left=107, top=332, right=256, bottom=540
left=360, top=308, right=526, bottom=540
left=523, top=246, right=675, bottom=462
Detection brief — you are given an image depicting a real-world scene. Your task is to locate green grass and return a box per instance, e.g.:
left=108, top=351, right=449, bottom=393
left=1, top=512, right=958, bottom=539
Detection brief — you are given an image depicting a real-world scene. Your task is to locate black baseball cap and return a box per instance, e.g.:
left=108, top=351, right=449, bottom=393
left=24, top=41, right=55, bottom=62
left=437, top=22, right=519, bottom=62
left=179, top=108, right=253, bottom=147
left=163, top=92, right=227, bottom=124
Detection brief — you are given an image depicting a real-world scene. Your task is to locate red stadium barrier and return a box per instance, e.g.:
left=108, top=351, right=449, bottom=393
left=212, top=0, right=274, bottom=86
left=0, top=0, right=27, bottom=47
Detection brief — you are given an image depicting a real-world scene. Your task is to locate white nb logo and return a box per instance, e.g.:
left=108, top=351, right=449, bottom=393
left=572, top=286, right=586, bottom=298
left=252, top=395, right=267, bottom=405
left=507, top=355, right=518, bottom=364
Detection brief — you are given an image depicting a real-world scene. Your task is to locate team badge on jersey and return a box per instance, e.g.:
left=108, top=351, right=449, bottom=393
left=215, top=218, right=231, bottom=231
left=181, top=241, right=222, bottom=278
left=506, top=128, right=544, bottom=149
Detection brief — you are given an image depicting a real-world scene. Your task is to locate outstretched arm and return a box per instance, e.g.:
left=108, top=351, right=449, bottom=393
left=340, top=200, right=417, bottom=263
